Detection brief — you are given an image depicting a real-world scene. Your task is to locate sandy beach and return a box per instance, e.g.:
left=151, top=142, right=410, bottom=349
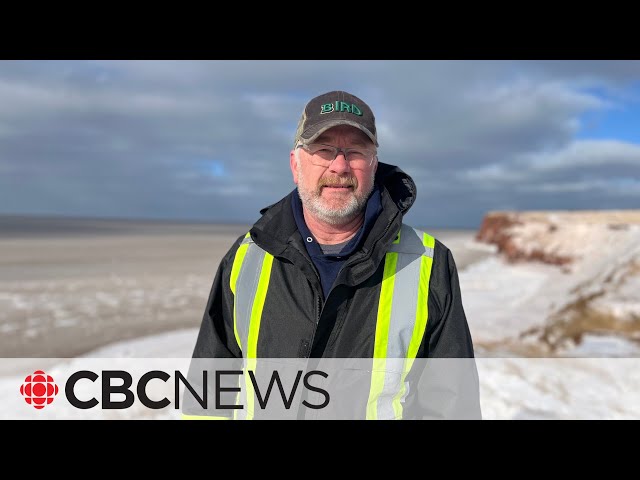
left=0, top=216, right=488, bottom=358
left=0, top=219, right=249, bottom=357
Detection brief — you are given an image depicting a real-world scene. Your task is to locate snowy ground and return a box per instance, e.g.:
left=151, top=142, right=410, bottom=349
left=462, top=222, right=640, bottom=357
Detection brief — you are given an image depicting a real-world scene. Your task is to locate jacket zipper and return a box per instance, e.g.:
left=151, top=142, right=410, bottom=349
left=292, top=213, right=399, bottom=358
left=292, top=249, right=323, bottom=358
left=302, top=292, right=322, bottom=358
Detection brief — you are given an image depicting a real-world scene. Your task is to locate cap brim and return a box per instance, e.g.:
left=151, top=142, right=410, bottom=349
left=298, top=119, right=378, bottom=147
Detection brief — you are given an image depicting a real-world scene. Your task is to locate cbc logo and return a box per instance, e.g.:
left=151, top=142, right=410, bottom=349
left=20, top=370, right=59, bottom=409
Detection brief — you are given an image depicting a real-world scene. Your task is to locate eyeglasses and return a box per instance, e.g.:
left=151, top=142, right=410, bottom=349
left=296, top=143, right=377, bottom=169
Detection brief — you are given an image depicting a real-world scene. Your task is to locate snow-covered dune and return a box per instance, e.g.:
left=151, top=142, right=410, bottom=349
left=466, top=210, right=640, bottom=356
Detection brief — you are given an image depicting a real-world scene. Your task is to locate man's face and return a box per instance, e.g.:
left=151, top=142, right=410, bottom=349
left=290, top=125, right=378, bottom=225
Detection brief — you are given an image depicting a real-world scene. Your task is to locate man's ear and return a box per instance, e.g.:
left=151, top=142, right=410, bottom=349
left=290, top=150, right=299, bottom=185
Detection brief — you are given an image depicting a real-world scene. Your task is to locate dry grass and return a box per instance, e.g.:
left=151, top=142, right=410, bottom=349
left=522, top=293, right=640, bottom=353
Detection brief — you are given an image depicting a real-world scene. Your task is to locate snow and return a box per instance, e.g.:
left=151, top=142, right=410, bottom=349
left=463, top=220, right=640, bottom=356
left=479, top=358, right=640, bottom=419
left=460, top=256, right=557, bottom=344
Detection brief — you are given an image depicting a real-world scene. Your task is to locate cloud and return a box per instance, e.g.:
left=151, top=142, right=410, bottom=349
left=527, top=139, right=640, bottom=170
left=0, top=60, right=639, bottom=227
left=517, top=178, right=640, bottom=196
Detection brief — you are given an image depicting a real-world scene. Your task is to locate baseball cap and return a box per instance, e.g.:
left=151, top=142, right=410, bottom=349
left=293, top=90, right=378, bottom=148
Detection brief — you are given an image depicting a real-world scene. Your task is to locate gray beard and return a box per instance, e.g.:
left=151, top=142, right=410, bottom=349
left=296, top=163, right=375, bottom=226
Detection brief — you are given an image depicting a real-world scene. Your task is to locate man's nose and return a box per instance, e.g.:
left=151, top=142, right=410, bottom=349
left=329, top=152, right=351, bottom=174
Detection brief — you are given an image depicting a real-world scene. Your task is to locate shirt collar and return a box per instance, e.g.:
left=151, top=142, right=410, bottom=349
left=291, top=184, right=382, bottom=257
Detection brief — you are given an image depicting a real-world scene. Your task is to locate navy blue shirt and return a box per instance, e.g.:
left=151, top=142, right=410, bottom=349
left=291, top=185, right=382, bottom=299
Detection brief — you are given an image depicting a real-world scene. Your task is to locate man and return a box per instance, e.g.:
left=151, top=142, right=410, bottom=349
left=185, top=91, right=480, bottom=420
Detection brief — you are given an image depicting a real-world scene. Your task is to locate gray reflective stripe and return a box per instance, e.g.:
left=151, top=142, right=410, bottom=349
left=234, top=240, right=266, bottom=421
left=233, top=238, right=270, bottom=421
left=234, top=240, right=266, bottom=354
left=371, top=224, right=435, bottom=419
left=386, top=248, right=423, bottom=358
left=377, top=251, right=418, bottom=417
left=375, top=358, right=406, bottom=420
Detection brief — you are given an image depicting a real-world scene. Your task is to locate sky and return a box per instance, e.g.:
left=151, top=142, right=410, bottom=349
left=0, top=60, right=639, bottom=228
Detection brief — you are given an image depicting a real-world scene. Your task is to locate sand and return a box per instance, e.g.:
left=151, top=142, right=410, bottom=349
left=0, top=223, right=249, bottom=357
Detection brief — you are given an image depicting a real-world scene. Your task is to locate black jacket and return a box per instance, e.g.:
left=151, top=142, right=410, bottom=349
left=192, top=162, right=475, bottom=359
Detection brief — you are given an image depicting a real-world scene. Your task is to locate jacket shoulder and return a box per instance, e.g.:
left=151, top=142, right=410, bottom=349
left=220, top=232, right=252, bottom=265
left=390, top=223, right=439, bottom=256
left=399, top=224, right=451, bottom=256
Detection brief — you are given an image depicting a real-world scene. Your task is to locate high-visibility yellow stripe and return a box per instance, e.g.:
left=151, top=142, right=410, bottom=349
left=392, top=232, right=435, bottom=418
left=181, top=414, right=230, bottom=420
left=408, top=232, right=434, bottom=360
left=247, top=253, right=274, bottom=358
left=244, top=252, right=274, bottom=420
left=243, top=360, right=257, bottom=420
left=230, top=233, right=251, bottom=350
left=373, top=252, right=397, bottom=359
left=423, top=232, right=435, bottom=249
left=366, top=252, right=398, bottom=420
left=230, top=233, right=251, bottom=295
